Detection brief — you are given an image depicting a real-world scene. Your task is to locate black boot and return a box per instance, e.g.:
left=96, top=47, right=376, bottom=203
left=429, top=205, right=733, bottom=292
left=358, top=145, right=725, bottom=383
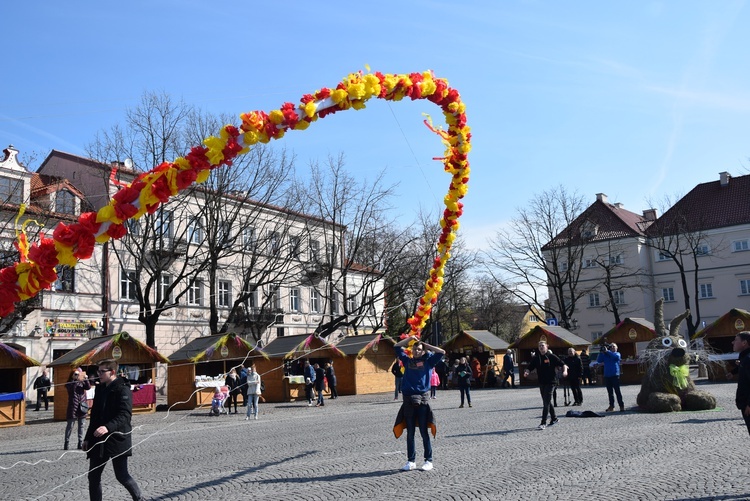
left=64, top=442, right=69, bottom=450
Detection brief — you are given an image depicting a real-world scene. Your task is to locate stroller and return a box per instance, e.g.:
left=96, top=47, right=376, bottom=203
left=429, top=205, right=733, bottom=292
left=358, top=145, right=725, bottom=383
left=209, top=386, right=229, bottom=416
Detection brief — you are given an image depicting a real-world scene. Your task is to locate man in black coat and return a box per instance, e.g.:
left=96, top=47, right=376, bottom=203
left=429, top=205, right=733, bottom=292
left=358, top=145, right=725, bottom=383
left=733, top=331, right=750, bottom=437
left=83, top=359, right=143, bottom=501
left=524, top=341, right=568, bottom=430
left=564, top=348, right=584, bottom=405
left=33, top=369, right=51, bottom=411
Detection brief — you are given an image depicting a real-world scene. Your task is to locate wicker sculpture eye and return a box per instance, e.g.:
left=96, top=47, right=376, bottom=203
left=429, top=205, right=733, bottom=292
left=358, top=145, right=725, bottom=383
left=661, top=337, right=673, bottom=347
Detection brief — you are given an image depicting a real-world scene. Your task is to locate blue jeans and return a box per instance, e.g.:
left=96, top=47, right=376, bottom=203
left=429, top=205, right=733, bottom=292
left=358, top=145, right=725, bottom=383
left=394, top=377, right=402, bottom=399
left=404, top=400, right=432, bottom=462
left=246, top=394, right=260, bottom=417
left=605, top=376, right=624, bottom=408
left=316, top=387, right=325, bottom=405
left=459, top=385, right=471, bottom=406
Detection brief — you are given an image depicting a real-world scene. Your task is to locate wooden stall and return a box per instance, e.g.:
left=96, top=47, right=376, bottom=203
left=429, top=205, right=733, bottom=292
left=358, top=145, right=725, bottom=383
left=334, top=334, right=396, bottom=395
left=0, top=342, right=40, bottom=428
left=442, top=330, right=509, bottom=387
left=48, top=332, right=169, bottom=421
left=261, top=333, right=347, bottom=403
left=592, top=318, right=657, bottom=385
left=692, top=308, right=750, bottom=380
left=509, top=325, right=590, bottom=386
left=167, top=333, right=267, bottom=410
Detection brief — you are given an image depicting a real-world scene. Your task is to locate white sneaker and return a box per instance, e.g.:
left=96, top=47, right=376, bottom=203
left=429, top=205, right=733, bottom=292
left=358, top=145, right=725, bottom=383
left=421, top=461, right=433, bottom=471
left=537, top=423, right=546, bottom=430
left=245, top=417, right=249, bottom=421
left=254, top=414, right=258, bottom=420
left=401, top=461, right=416, bottom=471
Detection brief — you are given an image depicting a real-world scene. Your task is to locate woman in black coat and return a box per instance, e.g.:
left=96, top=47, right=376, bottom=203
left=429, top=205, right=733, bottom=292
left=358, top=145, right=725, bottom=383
left=83, top=359, right=142, bottom=501
left=225, top=368, right=241, bottom=413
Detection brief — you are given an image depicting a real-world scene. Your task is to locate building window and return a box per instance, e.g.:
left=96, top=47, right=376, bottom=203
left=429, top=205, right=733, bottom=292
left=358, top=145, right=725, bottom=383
left=218, top=280, right=232, bottom=308
left=558, top=262, right=568, bottom=272
left=733, top=239, right=749, bottom=252
left=244, top=283, right=258, bottom=308
left=591, top=331, right=602, bottom=342
left=269, top=284, right=281, bottom=310
left=695, top=244, right=711, bottom=256
left=127, top=219, right=141, bottom=237
left=583, top=257, right=597, bottom=268
left=346, top=294, right=357, bottom=311
left=55, top=190, right=76, bottom=214
left=613, top=290, right=625, bottom=305
left=121, top=269, right=137, bottom=301
left=269, top=231, right=281, bottom=255
left=289, top=288, right=300, bottom=312
left=218, top=222, right=232, bottom=245
left=657, top=251, right=670, bottom=262
left=741, top=279, right=750, bottom=295
left=243, top=227, right=256, bottom=249
left=310, top=288, right=320, bottom=313
left=529, top=314, right=539, bottom=323
left=289, top=235, right=301, bottom=259
left=188, top=280, right=203, bottom=306
left=662, top=287, right=675, bottom=302
left=588, top=293, right=600, bottom=307
left=608, top=254, right=623, bottom=265
left=0, top=176, right=23, bottom=204
left=699, top=283, right=714, bottom=299
left=54, top=266, right=75, bottom=292
left=363, top=295, right=376, bottom=315
left=156, top=209, right=173, bottom=243
left=188, top=217, right=203, bottom=244
left=310, top=239, right=320, bottom=262
left=331, top=292, right=340, bottom=315
left=159, top=273, right=173, bottom=303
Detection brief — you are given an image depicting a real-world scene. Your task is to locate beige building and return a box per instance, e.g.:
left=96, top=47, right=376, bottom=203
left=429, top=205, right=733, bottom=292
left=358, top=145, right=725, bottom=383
left=544, top=172, right=750, bottom=341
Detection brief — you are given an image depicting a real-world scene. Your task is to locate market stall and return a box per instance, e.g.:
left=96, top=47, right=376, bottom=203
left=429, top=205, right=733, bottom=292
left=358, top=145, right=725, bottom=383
left=509, top=325, right=590, bottom=386
left=167, top=333, right=267, bottom=411
left=0, top=342, right=40, bottom=428
left=692, top=308, right=750, bottom=380
left=333, top=334, right=396, bottom=395
left=442, top=330, right=509, bottom=387
left=592, top=318, right=657, bottom=385
left=48, top=332, right=169, bottom=421
left=261, top=333, right=346, bottom=403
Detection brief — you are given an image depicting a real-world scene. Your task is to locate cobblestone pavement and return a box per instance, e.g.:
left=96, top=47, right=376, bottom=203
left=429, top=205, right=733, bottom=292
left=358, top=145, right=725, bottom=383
left=4, top=380, right=750, bottom=500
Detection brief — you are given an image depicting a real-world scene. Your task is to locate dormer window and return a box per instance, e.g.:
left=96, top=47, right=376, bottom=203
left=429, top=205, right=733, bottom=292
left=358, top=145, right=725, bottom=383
left=580, top=221, right=598, bottom=240
left=55, top=189, right=76, bottom=215
left=0, top=176, right=23, bottom=205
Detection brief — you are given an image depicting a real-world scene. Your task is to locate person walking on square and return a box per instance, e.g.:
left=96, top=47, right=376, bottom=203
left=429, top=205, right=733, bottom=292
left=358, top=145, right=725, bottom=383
left=34, top=369, right=51, bottom=411
left=455, top=357, right=472, bottom=408
left=304, top=360, right=316, bottom=406
left=65, top=368, right=91, bottom=450
left=524, top=340, right=568, bottom=430
left=224, top=368, right=241, bottom=413
left=245, top=364, right=262, bottom=420
left=314, top=363, right=326, bottom=406
left=502, top=351, right=516, bottom=388
left=429, top=368, right=440, bottom=399
left=83, top=359, right=143, bottom=501
left=564, top=348, right=584, bottom=405
left=580, top=349, right=592, bottom=386
left=435, top=358, right=448, bottom=390
left=391, top=359, right=404, bottom=400
left=393, top=335, right=445, bottom=472
left=325, top=361, right=338, bottom=399
left=470, top=356, right=482, bottom=388
left=732, top=331, right=750, bottom=437
left=597, top=342, right=625, bottom=412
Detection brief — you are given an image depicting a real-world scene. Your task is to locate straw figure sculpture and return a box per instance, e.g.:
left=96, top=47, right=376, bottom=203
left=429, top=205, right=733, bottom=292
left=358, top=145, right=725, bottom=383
left=636, top=299, right=717, bottom=412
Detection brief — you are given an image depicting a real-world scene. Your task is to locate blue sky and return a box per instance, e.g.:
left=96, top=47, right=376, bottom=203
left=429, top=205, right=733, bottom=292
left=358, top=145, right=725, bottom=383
left=2, top=1, right=749, bottom=250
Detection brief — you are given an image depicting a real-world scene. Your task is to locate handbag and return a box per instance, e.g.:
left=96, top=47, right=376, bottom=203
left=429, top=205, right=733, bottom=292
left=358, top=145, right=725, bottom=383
left=78, top=401, right=90, bottom=415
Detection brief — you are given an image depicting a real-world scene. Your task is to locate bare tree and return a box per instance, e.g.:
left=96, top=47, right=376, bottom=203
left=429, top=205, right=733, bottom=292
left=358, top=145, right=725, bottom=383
left=484, top=186, right=589, bottom=329
left=291, top=153, right=411, bottom=339
left=467, top=274, right=526, bottom=343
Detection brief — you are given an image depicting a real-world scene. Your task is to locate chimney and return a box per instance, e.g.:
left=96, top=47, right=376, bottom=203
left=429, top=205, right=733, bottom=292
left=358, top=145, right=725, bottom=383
left=613, top=202, right=623, bottom=209
left=720, top=171, right=731, bottom=187
left=643, top=209, right=658, bottom=221
left=596, top=193, right=608, bottom=204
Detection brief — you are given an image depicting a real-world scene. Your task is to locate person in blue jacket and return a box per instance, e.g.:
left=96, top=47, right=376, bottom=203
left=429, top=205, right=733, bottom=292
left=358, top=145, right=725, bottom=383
left=303, top=360, right=316, bottom=406
left=597, top=342, right=625, bottom=411
left=394, top=335, right=445, bottom=472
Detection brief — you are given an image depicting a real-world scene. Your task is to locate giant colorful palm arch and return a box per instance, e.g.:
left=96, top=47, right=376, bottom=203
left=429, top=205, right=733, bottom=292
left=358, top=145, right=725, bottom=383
left=2, top=70, right=471, bottom=338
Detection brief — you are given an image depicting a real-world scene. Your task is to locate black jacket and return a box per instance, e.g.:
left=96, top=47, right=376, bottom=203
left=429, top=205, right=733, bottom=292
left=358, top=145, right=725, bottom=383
left=85, top=377, right=133, bottom=459
left=736, top=348, right=750, bottom=410
left=564, top=355, right=583, bottom=379
left=34, top=375, right=51, bottom=393
left=528, top=351, right=565, bottom=385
